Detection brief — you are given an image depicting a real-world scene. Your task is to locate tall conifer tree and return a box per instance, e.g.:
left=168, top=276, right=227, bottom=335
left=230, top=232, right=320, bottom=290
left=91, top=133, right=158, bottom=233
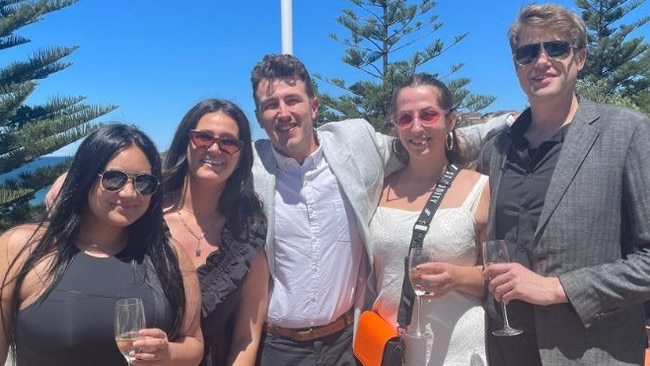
left=314, top=0, right=495, bottom=129
left=0, top=0, right=117, bottom=231
left=576, top=0, right=649, bottom=115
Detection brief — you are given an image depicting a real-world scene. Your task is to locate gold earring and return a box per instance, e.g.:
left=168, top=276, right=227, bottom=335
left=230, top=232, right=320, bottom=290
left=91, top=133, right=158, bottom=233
left=445, top=131, right=454, bottom=151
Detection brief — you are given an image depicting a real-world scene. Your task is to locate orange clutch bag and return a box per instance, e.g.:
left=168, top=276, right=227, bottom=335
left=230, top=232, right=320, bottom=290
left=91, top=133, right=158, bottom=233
left=353, top=310, right=404, bottom=366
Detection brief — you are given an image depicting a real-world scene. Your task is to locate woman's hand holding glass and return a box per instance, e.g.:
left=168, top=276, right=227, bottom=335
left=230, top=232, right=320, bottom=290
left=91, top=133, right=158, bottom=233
left=130, top=328, right=172, bottom=364
left=115, top=298, right=172, bottom=365
left=410, top=260, right=460, bottom=299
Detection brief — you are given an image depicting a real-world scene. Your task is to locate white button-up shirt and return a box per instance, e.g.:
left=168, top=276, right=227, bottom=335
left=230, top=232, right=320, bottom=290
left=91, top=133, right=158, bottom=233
left=266, top=146, right=363, bottom=328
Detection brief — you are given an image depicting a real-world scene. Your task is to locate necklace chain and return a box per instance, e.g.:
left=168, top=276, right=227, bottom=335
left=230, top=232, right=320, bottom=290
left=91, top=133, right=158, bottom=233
left=177, top=209, right=206, bottom=257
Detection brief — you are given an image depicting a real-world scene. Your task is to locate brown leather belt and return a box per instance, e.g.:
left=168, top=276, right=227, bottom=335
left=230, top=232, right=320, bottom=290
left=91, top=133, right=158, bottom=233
left=264, top=308, right=355, bottom=342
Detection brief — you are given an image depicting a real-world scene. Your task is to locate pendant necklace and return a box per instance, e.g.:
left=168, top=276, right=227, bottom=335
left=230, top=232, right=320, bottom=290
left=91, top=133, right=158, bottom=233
left=177, top=208, right=206, bottom=257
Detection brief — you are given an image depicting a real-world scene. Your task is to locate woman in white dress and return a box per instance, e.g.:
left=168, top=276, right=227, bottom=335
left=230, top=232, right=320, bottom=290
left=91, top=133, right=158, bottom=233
left=370, top=74, right=489, bottom=365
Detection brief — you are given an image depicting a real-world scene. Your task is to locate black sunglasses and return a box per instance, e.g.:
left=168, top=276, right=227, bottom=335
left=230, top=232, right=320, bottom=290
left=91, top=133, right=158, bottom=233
left=514, top=40, right=575, bottom=66
left=188, top=130, right=244, bottom=155
left=98, top=170, right=159, bottom=196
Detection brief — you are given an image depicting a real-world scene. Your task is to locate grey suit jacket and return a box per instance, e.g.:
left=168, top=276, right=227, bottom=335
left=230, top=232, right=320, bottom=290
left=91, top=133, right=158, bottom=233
left=478, top=99, right=650, bottom=365
left=252, top=118, right=401, bottom=308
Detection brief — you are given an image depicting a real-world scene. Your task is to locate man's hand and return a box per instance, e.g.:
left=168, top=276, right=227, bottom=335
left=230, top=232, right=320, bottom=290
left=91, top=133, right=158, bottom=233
left=45, top=172, right=67, bottom=211
left=483, top=262, right=567, bottom=306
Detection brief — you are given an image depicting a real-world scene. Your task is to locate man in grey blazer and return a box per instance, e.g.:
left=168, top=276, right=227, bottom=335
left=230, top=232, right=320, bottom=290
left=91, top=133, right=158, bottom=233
left=250, top=54, right=402, bottom=365
left=479, top=4, right=650, bottom=365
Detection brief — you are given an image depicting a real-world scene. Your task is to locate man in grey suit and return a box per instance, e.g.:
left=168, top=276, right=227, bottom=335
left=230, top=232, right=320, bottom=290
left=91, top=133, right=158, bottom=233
left=479, top=4, right=650, bottom=365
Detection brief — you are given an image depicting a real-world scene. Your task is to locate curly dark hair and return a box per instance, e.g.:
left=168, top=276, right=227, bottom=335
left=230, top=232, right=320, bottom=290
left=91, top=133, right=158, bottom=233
left=250, top=54, right=316, bottom=109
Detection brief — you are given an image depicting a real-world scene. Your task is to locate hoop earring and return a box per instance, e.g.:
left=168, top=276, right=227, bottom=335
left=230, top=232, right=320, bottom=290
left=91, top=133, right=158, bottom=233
left=392, top=137, right=400, bottom=155
left=445, top=131, right=455, bottom=151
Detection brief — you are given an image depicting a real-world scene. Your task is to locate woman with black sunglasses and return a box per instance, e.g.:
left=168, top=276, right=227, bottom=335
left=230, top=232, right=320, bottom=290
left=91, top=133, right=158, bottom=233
left=162, top=99, right=268, bottom=366
left=0, top=124, right=203, bottom=366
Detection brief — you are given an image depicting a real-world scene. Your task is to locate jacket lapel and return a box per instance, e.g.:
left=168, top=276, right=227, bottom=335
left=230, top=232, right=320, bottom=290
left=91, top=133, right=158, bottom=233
left=318, top=128, right=367, bottom=221
left=534, top=101, right=600, bottom=242
left=487, top=134, right=512, bottom=240
left=252, top=140, right=279, bottom=273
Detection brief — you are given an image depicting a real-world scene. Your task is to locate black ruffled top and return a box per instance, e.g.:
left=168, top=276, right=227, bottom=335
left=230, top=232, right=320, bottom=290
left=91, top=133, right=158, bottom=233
left=196, top=223, right=266, bottom=366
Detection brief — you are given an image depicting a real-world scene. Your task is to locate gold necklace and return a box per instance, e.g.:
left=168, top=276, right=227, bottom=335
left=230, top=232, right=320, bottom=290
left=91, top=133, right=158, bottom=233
left=177, top=208, right=206, bottom=257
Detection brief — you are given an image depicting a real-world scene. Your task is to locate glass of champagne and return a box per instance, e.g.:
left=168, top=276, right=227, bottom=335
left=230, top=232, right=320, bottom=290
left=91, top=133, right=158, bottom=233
left=482, top=240, right=523, bottom=337
left=114, top=298, right=146, bottom=365
left=406, top=246, right=434, bottom=339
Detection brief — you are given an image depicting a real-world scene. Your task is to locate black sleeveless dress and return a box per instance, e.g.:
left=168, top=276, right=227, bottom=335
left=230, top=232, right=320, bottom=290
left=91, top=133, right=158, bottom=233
left=15, top=250, right=174, bottom=366
left=197, top=223, right=266, bottom=366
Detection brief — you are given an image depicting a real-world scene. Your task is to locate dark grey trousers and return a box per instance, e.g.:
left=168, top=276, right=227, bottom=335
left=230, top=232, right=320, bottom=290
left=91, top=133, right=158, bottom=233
left=256, top=323, right=359, bottom=366
left=486, top=316, right=542, bottom=366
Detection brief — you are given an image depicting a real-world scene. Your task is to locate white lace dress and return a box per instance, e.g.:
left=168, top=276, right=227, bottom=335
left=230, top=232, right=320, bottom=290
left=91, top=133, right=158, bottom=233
left=370, top=175, right=488, bottom=366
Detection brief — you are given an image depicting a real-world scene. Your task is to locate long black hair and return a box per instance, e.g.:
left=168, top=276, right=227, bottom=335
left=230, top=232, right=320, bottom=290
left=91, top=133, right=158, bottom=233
left=3, top=124, right=186, bottom=341
left=163, top=99, right=265, bottom=237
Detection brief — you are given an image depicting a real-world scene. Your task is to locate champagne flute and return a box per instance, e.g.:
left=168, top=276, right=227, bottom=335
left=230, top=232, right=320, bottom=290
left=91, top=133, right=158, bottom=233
left=406, top=246, right=433, bottom=338
left=482, top=240, right=523, bottom=337
left=114, top=298, right=146, bottom=365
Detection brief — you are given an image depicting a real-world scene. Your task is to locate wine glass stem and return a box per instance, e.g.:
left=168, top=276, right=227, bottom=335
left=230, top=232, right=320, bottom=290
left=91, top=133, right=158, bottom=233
left=501, top=302, right=513, bottom=329
left=415, top=295, right=422, bottom=335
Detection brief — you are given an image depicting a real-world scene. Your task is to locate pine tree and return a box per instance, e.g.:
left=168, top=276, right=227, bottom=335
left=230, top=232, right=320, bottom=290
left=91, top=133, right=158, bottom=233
left=0, top=0, right=117, bottom=231
left=576, top=0, right=649, bottom=115
left=313, top=0, right=495, bottom=130
left=632, top=48, right=650, bottom=115
left=575, top=78, right=640, bottom=110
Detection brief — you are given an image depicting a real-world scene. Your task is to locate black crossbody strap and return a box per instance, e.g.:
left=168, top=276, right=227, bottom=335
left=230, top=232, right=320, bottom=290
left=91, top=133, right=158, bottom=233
left=396, top=164, right=460, bottom=330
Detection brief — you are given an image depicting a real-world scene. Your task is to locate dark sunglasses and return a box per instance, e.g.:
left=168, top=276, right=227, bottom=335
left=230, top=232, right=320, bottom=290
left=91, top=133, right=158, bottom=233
left=98, top=170, right=159, bottom=196
left=392, top=107, right=449, bottom=129
left=188, top=130, right=245, bottom=155
left=514, top=40, right=575, bottom=66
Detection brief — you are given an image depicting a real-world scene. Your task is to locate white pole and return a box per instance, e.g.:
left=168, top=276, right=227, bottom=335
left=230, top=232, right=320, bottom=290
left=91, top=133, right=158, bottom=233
left=281, top=0, right=293, bottom=55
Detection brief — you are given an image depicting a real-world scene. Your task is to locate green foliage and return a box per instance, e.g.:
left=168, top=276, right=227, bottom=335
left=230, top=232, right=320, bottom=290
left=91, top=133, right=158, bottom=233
left=0, top=157, right=70, bottom=230
left=633, top=89, right=650, bottom=116
left=576, top=0, right=649, bottom=115
left=314, top=0, right=495, bottom=129
left=576, top=78, right=641, bottom=110
left=0, top=0, right=117, bottom=231
left=630, top=48, right=650, bottom=116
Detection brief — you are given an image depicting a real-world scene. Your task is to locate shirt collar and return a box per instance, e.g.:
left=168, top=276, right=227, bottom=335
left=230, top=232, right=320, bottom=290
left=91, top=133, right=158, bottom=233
left=509, top=108, right=569, bottom=149
left=272, top=144, right=324, bottom=172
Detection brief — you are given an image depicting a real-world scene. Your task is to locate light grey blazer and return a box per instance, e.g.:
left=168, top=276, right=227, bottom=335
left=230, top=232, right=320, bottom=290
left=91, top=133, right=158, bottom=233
left=479, top=98, right=650, bottom=365
left=251, top=118, right=401, bottom=310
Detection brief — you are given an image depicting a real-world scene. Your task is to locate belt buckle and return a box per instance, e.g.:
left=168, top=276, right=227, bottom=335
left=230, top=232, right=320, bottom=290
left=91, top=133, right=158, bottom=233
left=271, top=310, right=354, bottom=342
left=291, top=326, right=314, bottom=341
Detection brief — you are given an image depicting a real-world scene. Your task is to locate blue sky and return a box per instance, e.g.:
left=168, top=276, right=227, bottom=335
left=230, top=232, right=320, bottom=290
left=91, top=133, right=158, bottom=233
left=8, top=0, right=649, bottom=156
